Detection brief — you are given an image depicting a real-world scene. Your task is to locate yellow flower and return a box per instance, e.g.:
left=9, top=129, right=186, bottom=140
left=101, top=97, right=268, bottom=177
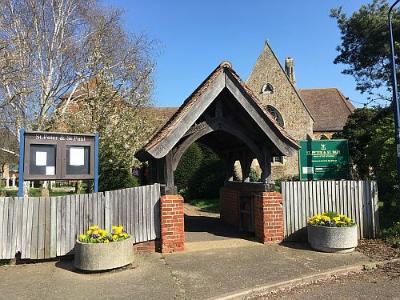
left=79, top=234, right=86, bottom=241
left=89, top=225, right=99, bottom=230
left=114, top=226, right=123, bottom=235
left=104, top=239, right=109, bottom=243
left=321, top=215, right=330, bottom=222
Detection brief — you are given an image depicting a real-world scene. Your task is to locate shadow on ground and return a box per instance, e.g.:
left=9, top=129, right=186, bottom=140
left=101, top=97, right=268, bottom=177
left=184, top=214, right=255, bottom=242
left=279, top=241, right=314, bottom=251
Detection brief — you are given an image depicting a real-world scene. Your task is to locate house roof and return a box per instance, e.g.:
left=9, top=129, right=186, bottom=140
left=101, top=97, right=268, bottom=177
left=136, top=62, right=300, bottom=161
left=299, top=88, right=355, bottom=132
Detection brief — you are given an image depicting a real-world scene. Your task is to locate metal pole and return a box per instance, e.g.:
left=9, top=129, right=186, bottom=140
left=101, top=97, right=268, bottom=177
left=17, top=128, right=25, bottom=197
left=389, top=0, right=400, bottom=181
left=94, top=133, right=99, bottom=193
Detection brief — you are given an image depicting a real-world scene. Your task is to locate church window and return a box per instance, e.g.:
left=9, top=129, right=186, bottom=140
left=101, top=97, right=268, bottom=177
left=272, top=156, right=284, bottom=164
left=261, top=83, right=274, bottom=94
left=266, top=105, right=284, bottom=127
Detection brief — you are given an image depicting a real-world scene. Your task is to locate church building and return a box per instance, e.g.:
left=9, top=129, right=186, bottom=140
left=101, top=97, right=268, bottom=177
left=246, top=42, right=355, bottom=180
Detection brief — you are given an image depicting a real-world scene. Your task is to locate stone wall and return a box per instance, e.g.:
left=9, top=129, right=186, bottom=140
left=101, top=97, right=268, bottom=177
left=313, top=131, right=335, bottom=140
left=247, top=43, right=314, bottom=179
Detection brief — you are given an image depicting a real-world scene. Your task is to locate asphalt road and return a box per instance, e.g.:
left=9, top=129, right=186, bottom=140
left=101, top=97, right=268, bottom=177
left=254, top=261, right=400, bottom=299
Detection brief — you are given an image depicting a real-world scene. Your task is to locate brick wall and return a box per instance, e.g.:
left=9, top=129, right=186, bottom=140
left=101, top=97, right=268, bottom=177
left=254, top=192, right=284, bottom=243
left=160, top=194, right=184, bottom=253
left=220, top=187, right=240, bottom=229
left=132, top=240, right=161, bottom=253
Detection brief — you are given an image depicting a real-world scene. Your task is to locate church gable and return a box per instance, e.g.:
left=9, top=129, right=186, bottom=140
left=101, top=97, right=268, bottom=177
left=247, top=42, right=314, bottom=141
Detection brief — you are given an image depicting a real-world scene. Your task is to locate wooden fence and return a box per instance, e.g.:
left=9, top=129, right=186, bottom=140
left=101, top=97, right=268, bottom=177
left=281, top=180, right=379, bottom=241
left=0, top=184, right=160, bottom=260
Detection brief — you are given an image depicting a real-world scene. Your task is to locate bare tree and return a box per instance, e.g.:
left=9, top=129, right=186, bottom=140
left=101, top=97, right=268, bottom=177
left=0, top=0, right=154, bottom=150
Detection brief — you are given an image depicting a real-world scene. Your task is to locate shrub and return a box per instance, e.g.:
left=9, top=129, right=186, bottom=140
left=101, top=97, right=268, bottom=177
left=79, top=225, right=130, bottom=243
left=175, top=143, right=225, bottom=200
left=249, top=168, right=260, bottom=182
left=187, top=158, right=225, bottom=199
left=99, top=159, right=138, bottom=192
left=381, top=221, right=400, bottom=248
left=174, top=143, right=203, bottom=193
left=308, top=212, right=354, bottom=227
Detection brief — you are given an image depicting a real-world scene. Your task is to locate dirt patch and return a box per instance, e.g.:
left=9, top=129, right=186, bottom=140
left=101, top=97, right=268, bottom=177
left=356, top=239, right=400, bottom=261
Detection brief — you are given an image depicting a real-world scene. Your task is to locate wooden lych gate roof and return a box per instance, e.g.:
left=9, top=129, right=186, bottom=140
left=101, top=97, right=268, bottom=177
left=136, top=62, right=299, bottom=162
left=135, top=62, right=300, bottom=193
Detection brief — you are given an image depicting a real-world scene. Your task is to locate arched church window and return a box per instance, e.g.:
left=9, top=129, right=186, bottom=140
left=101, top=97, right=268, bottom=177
left=261, top=83, right=274, bottom=94
left=266, top=105, right=284, bottom=127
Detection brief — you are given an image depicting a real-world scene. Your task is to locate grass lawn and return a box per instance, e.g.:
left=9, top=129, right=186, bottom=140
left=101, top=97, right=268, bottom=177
left=0, top=187, right=75, bottom=197
left=188, top=198, right=220, bottom=213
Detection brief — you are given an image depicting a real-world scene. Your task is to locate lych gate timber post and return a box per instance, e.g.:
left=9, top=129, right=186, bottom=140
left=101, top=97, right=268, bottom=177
left=135, top=62, right=300, bottom=253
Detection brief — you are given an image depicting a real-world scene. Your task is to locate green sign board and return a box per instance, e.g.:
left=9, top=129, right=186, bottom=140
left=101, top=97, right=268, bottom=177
left=299, top=140, right=350, bottom=181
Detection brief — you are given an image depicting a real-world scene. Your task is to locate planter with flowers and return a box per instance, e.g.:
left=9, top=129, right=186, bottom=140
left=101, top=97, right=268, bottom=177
left=74, top=225, right=133, bottom=271
left=307, top=212, right=358, bottom=253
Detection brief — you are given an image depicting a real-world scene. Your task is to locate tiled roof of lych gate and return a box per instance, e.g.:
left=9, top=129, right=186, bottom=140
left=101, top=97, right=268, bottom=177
left=139, top=62, right=300, bottom=158
left=142, top=64, right=226, bottom=152
left=299, top=88, right=355, bottom=132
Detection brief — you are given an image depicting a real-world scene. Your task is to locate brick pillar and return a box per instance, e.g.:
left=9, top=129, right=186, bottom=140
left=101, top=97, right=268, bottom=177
left=160, top=194, right=184, bottom=253
left=254, top=192, right=284, bottom=243
left=220, top=187, right=240, bottom=229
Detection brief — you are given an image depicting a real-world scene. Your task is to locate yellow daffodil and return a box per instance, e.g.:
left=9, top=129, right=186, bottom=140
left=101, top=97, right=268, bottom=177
left=79, top=225, right=131, bottom=243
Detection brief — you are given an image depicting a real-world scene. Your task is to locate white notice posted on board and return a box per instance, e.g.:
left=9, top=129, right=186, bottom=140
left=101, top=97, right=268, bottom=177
left=46, top=166, right=55, bottom=175
left=70, top=147, right=85, bottom=166
left=36, top=151, right=47, bottom=166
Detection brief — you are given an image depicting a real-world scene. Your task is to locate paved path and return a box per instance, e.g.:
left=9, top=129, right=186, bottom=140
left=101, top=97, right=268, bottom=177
left=184, top=203, right=254, bottom=243
left=0, top=254, right=177, bottom=300
left=0, top=242, right=371, bottom=300
left=164, top=243, right=370, bottom=299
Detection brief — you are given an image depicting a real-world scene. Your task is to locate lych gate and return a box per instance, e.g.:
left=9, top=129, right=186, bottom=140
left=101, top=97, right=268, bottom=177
left=136, top=62, right=299, bottom=253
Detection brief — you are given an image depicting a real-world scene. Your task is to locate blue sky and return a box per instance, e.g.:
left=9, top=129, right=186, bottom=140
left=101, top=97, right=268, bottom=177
left=103, top=0, right=373, bottom=108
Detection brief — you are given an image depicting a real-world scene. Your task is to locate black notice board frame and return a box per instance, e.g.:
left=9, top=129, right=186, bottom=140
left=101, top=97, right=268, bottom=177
left=23, top=131, right=96, bottom=181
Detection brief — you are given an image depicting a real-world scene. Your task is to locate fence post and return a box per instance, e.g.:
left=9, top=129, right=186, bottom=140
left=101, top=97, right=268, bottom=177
left=104, top=191, right=111, bottom=233
left=371, top=181, right=380, bottom=238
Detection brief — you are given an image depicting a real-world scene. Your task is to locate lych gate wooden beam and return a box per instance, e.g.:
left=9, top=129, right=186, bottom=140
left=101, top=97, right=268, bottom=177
left=147, top=71, right=225, bottom=159
left=240, top=151, right=253, bottom=183
left=171, top=120, right=216, bottom=171
left=171, top=118, right=264, bottom=172
left=260, top=147, right=272, bottom=184
left=224, top=152, right=236, bottom=182
left=224, top=71, right=296, bottom=156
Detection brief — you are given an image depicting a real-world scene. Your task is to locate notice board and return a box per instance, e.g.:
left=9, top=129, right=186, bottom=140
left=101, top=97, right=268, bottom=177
left=298, top=140, right=350, bottom=180
left=23, top=131, right=96, bottom=181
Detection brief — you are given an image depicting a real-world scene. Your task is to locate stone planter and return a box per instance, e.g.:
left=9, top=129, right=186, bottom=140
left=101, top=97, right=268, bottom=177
left=307, top=224, right=358, bottom=253
left=74, top=237, right=134, bottom=271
